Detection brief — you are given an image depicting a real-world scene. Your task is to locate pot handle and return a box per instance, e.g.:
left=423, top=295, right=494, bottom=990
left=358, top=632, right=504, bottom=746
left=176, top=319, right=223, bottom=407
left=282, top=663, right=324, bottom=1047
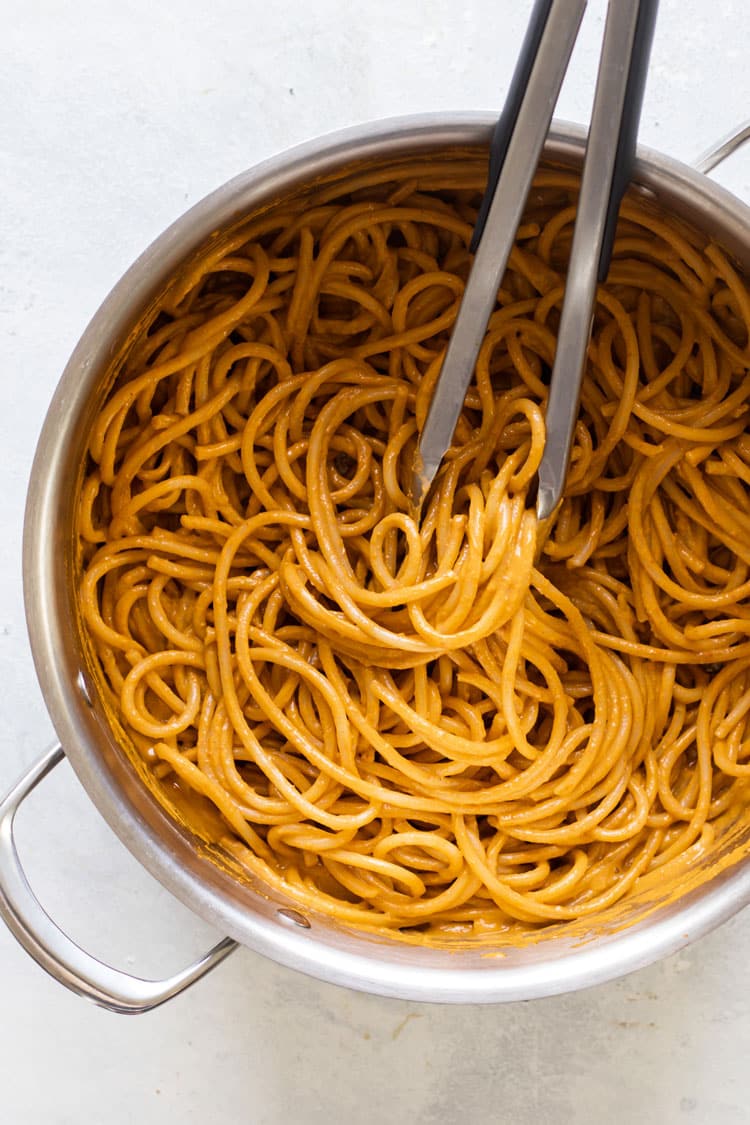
left=0, top=744, right=237, bottom=1014
left=694, top=119, right=750, bottom=174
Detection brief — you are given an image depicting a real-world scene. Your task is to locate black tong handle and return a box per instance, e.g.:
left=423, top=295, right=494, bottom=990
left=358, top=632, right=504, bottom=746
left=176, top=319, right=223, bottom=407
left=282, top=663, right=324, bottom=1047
left=597, top=0, right=659, bottom=281
left=470, top=0, right=555, bottom=252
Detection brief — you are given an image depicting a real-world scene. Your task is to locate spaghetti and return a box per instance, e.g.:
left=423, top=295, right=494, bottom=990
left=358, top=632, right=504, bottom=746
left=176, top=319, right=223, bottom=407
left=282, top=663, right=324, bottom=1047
left=78, top=154, right=750, bottom=939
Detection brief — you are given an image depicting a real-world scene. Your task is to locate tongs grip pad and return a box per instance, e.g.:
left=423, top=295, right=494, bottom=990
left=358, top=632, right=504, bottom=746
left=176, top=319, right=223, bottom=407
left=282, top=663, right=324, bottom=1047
left=471, top=0, right=555, bottom=252
left=597, top=0, right=659, bottom=281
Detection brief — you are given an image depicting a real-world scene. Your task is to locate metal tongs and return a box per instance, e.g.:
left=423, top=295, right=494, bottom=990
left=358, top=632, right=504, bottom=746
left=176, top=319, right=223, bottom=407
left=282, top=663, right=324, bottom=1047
left=411, top=0, right=659, bottom=530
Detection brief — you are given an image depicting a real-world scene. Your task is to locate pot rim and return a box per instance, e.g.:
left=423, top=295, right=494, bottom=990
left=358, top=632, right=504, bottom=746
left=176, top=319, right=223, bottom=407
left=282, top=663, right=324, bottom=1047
left=22, top=112, right=750, bottom=1003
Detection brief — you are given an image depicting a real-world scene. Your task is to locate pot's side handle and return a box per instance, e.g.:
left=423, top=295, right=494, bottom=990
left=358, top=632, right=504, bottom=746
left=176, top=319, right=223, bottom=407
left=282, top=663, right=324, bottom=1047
left=694, top=120, right=750, bottom=174
left=0, top=744, right=237, bottom=1014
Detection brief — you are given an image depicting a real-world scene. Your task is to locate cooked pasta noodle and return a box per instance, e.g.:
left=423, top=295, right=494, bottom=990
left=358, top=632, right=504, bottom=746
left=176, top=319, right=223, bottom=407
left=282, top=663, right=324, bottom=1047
left=78, top=153, right=750, bottom=939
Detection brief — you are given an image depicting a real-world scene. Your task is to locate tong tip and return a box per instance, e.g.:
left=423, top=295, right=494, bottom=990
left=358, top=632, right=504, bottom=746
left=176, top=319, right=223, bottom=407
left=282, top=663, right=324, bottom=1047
left=410, top=447, right=438, bottom=517
left=533, top=479, right=562, bottom=564
left=535, top=479, right=559, bottom=524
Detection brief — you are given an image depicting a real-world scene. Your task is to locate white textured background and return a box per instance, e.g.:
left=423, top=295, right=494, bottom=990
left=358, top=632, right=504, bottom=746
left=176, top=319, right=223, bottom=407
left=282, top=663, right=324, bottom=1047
left=3, top=2, right=750, bottom=1122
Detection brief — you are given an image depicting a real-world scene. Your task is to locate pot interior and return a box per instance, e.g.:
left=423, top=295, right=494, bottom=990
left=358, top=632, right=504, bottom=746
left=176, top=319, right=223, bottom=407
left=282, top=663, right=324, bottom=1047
left=25, top=118, right=750, bottom=1001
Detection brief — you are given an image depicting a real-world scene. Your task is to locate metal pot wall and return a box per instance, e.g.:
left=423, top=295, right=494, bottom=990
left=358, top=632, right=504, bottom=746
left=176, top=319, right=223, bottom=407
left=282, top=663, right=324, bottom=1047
left=5, top=114, right=750, bottom=1013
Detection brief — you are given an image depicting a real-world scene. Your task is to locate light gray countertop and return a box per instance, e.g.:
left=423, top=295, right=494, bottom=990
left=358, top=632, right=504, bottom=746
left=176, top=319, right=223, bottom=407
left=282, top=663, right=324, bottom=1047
left=3, top=1, right=750, bottom=1121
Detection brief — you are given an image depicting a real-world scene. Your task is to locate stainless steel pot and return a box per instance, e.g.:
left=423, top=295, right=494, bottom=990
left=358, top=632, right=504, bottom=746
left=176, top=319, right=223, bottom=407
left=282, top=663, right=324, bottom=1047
left=5, top=114, right=750, bottom=1013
